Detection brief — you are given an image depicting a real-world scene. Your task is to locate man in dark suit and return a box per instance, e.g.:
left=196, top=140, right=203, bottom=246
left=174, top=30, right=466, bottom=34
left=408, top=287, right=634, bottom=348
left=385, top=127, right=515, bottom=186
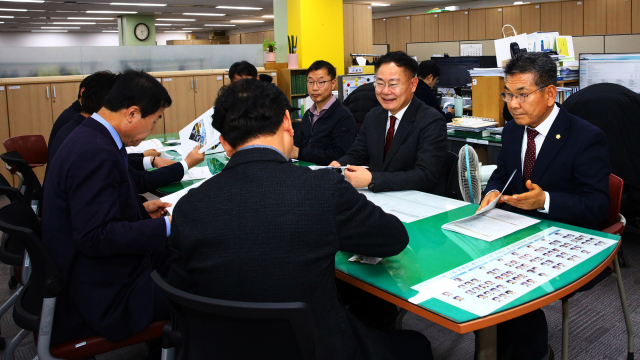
left=46, top=71, right=204, bottom=194
left=414, top=60, right=455, bottom=122
left=292, top=60, right=356, bottom=165
left=330, top=51, right=447, bottom=195
left=477, top=52, right=611, bottom=360
left=48, top=76, right=87, bottom=146
left=166, top=78, right=433, bottom=360
left=42, top=70, right=175, bottom=348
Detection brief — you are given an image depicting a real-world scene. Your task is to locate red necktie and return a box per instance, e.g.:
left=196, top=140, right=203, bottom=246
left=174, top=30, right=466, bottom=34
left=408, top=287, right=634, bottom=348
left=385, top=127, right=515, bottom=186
left=523, top=127, right=539, bottom=182
left=384, top=115, right=397, bottom=159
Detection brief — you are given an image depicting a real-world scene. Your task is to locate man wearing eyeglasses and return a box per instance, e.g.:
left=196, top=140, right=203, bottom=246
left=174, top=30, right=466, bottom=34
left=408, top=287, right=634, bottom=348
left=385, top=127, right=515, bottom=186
left=329, top=51, right=447, bottom=194
left=415, top=60, right=455, bottom=122
left=477, top=52, right=610, bottom=360
left=292, top=60, right=356, bottom=165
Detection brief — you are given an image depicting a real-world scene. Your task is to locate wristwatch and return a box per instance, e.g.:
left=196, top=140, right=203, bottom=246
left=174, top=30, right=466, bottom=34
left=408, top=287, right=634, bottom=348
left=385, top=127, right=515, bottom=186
left=368, top=180, right=375, bottom=192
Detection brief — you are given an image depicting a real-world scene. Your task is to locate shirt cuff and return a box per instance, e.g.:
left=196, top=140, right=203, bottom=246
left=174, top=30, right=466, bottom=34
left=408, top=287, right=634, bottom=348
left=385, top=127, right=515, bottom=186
left=143, top=156, right=153, bottom=170
left=164, top=216, right=171, bottom=237
left=538, top=191, right=550, bottom=214
left=180, top=160, right=189, bottom=175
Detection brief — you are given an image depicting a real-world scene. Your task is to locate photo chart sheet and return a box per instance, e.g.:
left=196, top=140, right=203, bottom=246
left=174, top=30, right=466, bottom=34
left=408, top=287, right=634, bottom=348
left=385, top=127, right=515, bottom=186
left=178, top=107, right=223, bottom=157
left=408, top=227, right=617, bottom=316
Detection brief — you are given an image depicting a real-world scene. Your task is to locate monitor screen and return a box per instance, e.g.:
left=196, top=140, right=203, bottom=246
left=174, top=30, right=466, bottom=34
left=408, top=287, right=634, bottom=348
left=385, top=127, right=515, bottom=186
left=579, top=53, right=640, bottom=92
left=430, top=57, right=481, bottom=88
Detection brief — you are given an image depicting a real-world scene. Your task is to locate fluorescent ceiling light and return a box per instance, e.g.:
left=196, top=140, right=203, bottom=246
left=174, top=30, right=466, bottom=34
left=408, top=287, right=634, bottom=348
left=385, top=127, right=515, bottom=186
left=68, top=17, right=114, bottom=20
left=261, top=15, right=273, bottom=18
left=42, top=26, right=80, bottom=29
left=182, top=27, right=201, bottom=29
left=0, top=0, right=43, bottom=2
left=164, top=30, right=190, bottom=32
left=53, top=21, right=95, bottom=24
left=87, top=10, right=137, bottom=14
left=0, top=8, right=27, bottom=11
left=110, top=2, right=166, bottom=6
left=0, top=15, right=13, bottom=17
left=371, top=3, right=391, bottom=6
left=32, top=30, right=67, bottom=32
left=215, top=6, right=262, bottom=10
left=183, top=13, right=224, bottom=16
left=156, top=18, right=194, bottom=21
left=230, top=20, right=263, bottom=23
left=513, top=1, right=524, bottom=3
left=103, top=30, right=118, bottom=32
left=0, top=21, right=4, bottom=23
left=155, top=23, right=171, bottom=25
left=204, top=24, right=235, bottom=26
left=98, top=22, right=117, bottom=24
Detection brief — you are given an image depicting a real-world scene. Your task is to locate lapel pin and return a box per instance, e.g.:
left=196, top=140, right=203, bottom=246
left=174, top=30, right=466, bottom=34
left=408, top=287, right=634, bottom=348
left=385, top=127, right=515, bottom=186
left=556, top=134, right=561, bottom=139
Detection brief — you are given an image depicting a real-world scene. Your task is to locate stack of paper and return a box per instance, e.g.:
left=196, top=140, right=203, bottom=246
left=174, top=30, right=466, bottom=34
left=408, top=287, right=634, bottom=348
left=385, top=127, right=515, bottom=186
left=468, top=68, right=505, bottom=77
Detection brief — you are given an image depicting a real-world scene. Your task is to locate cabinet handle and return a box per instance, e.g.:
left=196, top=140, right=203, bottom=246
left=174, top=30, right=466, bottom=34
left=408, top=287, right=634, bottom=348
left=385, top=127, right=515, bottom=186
left=191, top=79, right=194, bottom=89
left=46, top=86, right=49, bottom=99
left=196, top=79, right=198, bottom=89
left=53, top=85, right=57, bottom=98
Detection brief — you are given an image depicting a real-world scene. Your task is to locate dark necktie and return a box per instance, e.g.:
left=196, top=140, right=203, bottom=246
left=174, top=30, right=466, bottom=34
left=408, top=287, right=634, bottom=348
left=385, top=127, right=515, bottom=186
left=523, top=127, right=539, bottom=182
left=384, top=115, right=397, bottom=159
left=119, top=145, right=128, bottom=168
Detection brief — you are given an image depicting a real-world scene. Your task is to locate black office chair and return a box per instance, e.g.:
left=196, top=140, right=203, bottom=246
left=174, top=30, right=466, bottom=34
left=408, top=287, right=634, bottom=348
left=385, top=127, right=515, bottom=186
left=444, top=151, right=462, bottom=200
left=151, top=271, right=326, bottom=360
left=0, top=151, right=43, bottom=211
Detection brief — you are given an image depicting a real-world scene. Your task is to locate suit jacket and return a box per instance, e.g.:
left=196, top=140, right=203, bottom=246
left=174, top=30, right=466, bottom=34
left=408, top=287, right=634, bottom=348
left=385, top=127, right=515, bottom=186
left=337, top=96, right=448, bottom=194
left=46, top=113, right=185, bottom=194
left=293, top=99, right=356, bottom=165
left=167, top=148, right=409, bottom=360
left=485, top=106, right=610, bottom=229
left=42, top=117, right=167, bottom=344
left=49, top=100, right=81, bottom=146
left=414, top=80, right=453, bottom=122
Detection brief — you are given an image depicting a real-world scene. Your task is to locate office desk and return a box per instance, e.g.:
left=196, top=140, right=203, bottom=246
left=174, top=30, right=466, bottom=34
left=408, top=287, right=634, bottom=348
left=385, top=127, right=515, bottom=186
left=447, top=131, right=501, bottom=165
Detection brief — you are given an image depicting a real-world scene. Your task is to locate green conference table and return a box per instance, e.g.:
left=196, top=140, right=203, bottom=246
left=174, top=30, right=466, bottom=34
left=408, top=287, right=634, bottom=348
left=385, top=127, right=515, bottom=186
left=147, top=133, right=620, bottom=360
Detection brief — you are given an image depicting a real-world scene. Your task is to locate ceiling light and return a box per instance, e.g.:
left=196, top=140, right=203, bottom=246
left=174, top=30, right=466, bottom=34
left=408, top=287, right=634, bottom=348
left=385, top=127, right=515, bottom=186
left=103, top=30, right=117, bottom=32
left=230, top=20, right=263, bottom=23
left=0, top=0, right=43, bottom=2
left=182, top=27, right=201, bottom=29
left=261, top=15, right=273, bottom=18
left=0, top=21, right=4, bottom=23
left=0, top=15, right=13, bottom=17
left=97, top=22, right=117, bottom=24
left=156, top=18, right=194, bottom=21
left=513, top=1, right=524, bottom=4
left=215, top=6, right=262, bottom=10
left=164, top=30, right=190, bottom=32
left=68, top=17, right=113, bottom=20
left=87, top=10, right=137, bottom=14
left=182, top=13, right=224, bottom=16
left=0, top=8, right=27, bottom=11
left=371, top=3, right=391, bottom=6
left=32, top=29, right=67, bottom=32
left=42, top=26, right=80, bottom=29
left=53, top=22, right=95, bottom=24
left=110, top=2, right=166, bottom=6
left=155, top=23, right=171, bottom=25
left=204, top=24, right=235, bottom=26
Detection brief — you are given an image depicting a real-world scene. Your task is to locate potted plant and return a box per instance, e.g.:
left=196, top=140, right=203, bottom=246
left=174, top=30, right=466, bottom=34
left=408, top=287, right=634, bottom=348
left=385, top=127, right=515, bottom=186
left=263, top=38, right=277, bottom=63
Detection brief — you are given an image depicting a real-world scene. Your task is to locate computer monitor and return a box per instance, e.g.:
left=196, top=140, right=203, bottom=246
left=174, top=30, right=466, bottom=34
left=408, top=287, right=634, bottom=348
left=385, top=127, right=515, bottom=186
left=579, top=53, right=640, bottom=93
left=430, top=56, right=497, bottom=88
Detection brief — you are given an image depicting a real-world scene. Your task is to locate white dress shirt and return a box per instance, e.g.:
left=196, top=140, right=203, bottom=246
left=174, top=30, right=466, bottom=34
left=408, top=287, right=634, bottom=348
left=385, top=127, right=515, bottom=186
left=385, top=101, right=412, bottom=142
left=142, top=156, right=189, bottom=175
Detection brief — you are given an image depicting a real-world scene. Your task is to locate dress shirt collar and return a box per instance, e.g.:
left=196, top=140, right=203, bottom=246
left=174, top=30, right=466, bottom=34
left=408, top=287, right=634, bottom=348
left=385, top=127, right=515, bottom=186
left=237, top=144, right=288, bottom=160
left=310, top=95, right=337, bottom=116
left=388, top=100, right=412, bottom=120
left=91, top=112, right=123, bottom=149
left=527, top=104, right=559, bottom=137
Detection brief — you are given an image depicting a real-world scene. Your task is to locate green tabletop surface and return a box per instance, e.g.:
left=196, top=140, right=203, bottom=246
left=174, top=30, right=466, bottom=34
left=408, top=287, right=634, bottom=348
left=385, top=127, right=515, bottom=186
left=447, top=130, right=502, bottom=144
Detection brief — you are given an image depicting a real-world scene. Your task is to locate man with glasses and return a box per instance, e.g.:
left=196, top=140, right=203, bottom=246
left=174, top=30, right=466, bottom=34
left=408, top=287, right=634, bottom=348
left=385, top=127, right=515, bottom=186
left=415, top=60, right=455, bottom=122
left=477, top=52, right=610, bottom=360
left=292, top=60, right=356, bottom=165
left=329, top=51, right=447, bottom=194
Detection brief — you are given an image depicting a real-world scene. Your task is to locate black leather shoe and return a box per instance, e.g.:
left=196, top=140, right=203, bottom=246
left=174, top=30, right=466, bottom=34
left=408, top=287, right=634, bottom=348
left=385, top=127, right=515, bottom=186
left=548, top=344, right=555, bottom=360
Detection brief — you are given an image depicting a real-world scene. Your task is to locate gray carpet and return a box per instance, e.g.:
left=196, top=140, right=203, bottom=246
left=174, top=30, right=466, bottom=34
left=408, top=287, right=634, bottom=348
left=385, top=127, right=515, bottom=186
left=1, top=230, right=640, bottom=360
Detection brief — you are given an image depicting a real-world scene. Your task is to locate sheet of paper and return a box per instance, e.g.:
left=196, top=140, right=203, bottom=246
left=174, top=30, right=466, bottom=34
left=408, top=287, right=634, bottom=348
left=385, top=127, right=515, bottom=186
left=357, top=190, right=468, bottom=223
left=181, top=167, right=213, bottom=181
left=409, top=227, right=617, bottom=316
left=178, top=107, right=221, bottom=156
left=125, top=138, right=164, bottom=154
left=348, top=255, right=382, bottom=265
left=442, top=208, right=540, bottom=242
left=160, top=181, right=205, bottom=215
left=476, top=169, right=516, bottom=215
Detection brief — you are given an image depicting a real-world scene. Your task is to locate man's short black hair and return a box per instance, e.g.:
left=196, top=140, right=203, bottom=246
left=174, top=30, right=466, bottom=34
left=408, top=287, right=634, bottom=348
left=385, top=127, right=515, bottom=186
left=213, top=78, right=290, bottom=148
left=102, top=70, right=172, bottom=118
left=80, top=71, right=118, bottom=115
left=417, top=60, right=441, bottom=79
left=505, top=52, right=557, bottom=87
left=375, top=51, right=419, bottom=78
left=229, top=60, right=258, bottom=80
left=78, top=76, right=90, bottom=99
left=307, top=60, right=336, bottom=80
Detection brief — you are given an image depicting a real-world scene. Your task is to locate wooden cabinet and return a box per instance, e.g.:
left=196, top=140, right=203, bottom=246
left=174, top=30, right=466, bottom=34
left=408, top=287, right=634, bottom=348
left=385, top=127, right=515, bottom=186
left=0, top=86, right=12, bottom=185
left=469, top=9, right=486, bottom=40
left=562, top=1, right=584, bottom=36
left=607, top=0, right=632, bottom=34
left=502, top=6, right=522, bottom=35
left=486, top=8, right=504, bottom=40
left=633, top=0, right=640, bottom=33
left=51, top=82, right=80, bottom=121
left=161, top=77, right=195, bottom=135
left=453, top=10, right=469, bottom=41
left=373, top=18, right=387, bottom=44
left=541, top=2, right=562, bottom=32
left=584, top=0, right=607, bottom=35
left=229, top=34, right=240, bottom=44
left=194, top=75, right=223, bottom=118
left=521, top=4, right=541, bottom=34
left=343, top=4, right=355, bottom=69
left=386, top=16, right=411, bottom=51
left=425, top=14, right=439, bottom=42
left=438, top=12, right=454, bottom=41
left=411, top=15, right=426, bottom=42
left=472, top=76, right=505, bottom=127
left=344, top=4, right=372, bottom=71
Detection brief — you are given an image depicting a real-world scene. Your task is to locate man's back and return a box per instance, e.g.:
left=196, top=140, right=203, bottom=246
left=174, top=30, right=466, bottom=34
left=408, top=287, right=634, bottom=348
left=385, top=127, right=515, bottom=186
left=167, top=147, right=408, bottom=360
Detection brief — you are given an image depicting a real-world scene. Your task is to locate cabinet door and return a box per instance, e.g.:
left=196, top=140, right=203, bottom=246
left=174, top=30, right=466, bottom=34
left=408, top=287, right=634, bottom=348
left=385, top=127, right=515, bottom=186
left=411, top=15, right=426, bottom=43
left=6, top=83, right=54, bottom=181
left=425, top=14, right=439, bottom=42
left=469, top=9, right=486, bottom=40
left=585, top=0, right=607, bottom=35
left=162, top=77, right=196, bottom=135
left=0, top=86, right=12, bottom=185
left=486, top=8, right=503, bottom=40
left=502, top=6, right=522, bottom=35
left=541, top=2, right=562, bottom=32
left=634, top=0, right=640, bottom=33
left=453, top=10, right=469, bottom=41
left=607, top=0, right=631, bottom=34
left=387, top=16, right=411, bottom=52
left=51, top=82, right=81, bottom=121
left=438, top=12, right=454, bottom=41
left=521, top=4, right=541, bottom=34
left=194, top=75, right=224, bottom=117
left=562, top=1, right=584, bottom=36
left=373, top=18, right=387, bottom=44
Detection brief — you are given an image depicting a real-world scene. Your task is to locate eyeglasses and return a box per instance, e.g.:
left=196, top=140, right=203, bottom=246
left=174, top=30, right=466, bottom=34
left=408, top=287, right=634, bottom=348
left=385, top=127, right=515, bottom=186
left=374, top=81, right=406, bottom=91
left=306, top=80, right=333, bottom=88
left=501, top=86, right=549, bottom=103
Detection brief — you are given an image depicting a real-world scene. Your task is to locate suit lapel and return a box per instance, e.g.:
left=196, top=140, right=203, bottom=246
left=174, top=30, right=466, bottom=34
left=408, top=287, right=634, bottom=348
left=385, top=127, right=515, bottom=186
left=382, top=99, right=418, bottom=170
left=530, top=108, right=570, bottom=184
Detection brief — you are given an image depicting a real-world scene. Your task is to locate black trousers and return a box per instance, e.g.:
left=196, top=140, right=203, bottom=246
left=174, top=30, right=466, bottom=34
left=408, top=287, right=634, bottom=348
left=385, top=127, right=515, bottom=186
left=480, top=309, right=549, bottom=360
left=336, top=278, right=399, bottom=330
left=385, top=330, right=434, bottom=360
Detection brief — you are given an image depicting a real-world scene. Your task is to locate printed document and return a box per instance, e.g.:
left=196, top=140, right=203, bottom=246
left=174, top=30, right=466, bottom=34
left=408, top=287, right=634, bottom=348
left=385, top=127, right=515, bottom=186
left=442, top=209, right=540, bottom=241
left=178, top=107, right=223, bottom=157
left=161, top=181, right=204, bottom=215
left=181, top=167, right=213, bottom=181
left=357, top=190, right=468, bottom=223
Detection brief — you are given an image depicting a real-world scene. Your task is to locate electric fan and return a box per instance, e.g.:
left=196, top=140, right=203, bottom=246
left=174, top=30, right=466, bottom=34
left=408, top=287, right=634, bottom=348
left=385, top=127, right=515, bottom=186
left=458, top=145, right=482, bottom=204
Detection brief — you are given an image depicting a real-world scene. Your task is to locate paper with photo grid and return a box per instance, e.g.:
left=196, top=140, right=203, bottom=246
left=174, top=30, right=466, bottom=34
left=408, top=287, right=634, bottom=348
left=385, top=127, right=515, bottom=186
left=408, top=227, right=617, bottom=316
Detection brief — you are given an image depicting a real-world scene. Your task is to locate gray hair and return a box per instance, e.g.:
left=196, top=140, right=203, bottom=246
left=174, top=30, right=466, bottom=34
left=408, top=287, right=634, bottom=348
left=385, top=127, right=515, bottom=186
left=504, top=52, right=557, bottom=87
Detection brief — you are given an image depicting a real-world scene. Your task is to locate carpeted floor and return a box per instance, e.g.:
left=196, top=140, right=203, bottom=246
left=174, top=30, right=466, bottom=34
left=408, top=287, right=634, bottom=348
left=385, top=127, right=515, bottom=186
left=1, top=230, right=639, bottom=360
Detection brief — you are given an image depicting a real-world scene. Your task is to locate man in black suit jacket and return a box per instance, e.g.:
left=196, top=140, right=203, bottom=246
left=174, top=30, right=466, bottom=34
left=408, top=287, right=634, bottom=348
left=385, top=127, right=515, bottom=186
left=477, top=53, right=611, bottom=360
left=330, top=51, right=447, bottom=195
left=42, top=70, right=175, bottom=346
left=167, top=78, right=433, bottom=360
left=48, top=77, right=87, bottom=146
left=414, top=60, right=455, bottom=122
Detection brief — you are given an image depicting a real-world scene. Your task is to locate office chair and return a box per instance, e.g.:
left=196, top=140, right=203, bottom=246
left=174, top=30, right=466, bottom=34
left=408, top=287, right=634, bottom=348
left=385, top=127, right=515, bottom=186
left=151, top=271, right=326, bottom=360
left=559, top=174, right=634, bottom=360
left=3, top=135, right=48, bottom=169
left=0, top=199, right=167, bottom=360
left=0, top=151, right=43, bottom=212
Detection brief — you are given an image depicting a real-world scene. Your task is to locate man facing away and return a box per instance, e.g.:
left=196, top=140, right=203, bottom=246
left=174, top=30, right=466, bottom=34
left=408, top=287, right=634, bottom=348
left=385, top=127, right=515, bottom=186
left=414, top=60, right=455, bottom=122
left=166, top=78, right=433, bottom=360
left=292, top=60, right=356, bottom=165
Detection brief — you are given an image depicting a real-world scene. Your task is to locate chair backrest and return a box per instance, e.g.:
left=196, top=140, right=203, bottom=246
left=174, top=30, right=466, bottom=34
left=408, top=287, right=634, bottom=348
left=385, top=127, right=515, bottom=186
left=444, top=151, right=462, bottom=200
left=601, top=173, right=624, bottom=230
left=151, top=272, right=325, bottom=360
left=0, top=186, right=27, bottom=266
left=3, top=135, right=48, bottom=166
left=0, top=151, right=43, bottom=204
left=0, top=200, right=62, bottom=332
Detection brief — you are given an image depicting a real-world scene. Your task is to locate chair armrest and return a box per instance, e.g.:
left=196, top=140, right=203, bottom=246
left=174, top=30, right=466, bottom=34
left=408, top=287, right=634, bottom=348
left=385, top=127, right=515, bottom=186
left=602, top=222, right=625, bottom=235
